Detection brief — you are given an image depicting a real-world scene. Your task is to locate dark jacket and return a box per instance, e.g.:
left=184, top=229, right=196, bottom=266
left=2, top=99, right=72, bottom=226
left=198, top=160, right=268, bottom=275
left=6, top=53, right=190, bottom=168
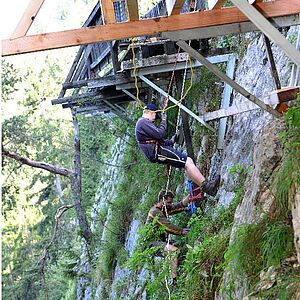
left=146, top=201, right=187, bottom=239
left=135, top=117, right=172, bottom=162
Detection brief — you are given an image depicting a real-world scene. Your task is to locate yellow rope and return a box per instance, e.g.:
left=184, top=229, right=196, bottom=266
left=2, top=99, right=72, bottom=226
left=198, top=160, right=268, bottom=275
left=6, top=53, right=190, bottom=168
left=131, top=38, right=194, bottom=113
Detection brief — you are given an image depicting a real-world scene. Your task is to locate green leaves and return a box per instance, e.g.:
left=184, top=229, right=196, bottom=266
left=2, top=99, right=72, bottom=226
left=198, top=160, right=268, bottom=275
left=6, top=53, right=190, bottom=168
left=261, top=222, right=294, bottom=267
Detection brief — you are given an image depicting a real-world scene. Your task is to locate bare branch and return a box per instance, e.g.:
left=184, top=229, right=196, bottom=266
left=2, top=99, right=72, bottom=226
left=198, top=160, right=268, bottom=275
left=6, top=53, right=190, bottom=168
left=38, top=204, right=74, bottom=273
left=97, top=160, right=137, bottom=168
left=2, top=147, right=74, bottom=177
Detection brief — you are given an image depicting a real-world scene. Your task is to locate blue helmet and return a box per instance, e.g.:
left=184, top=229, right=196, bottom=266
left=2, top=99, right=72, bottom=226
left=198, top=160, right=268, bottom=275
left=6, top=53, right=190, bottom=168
left=144, top=103, right=158, bottom=111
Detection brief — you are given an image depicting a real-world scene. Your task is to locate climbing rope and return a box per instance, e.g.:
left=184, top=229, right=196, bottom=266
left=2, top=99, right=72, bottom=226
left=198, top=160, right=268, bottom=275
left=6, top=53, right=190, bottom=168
left=158, top=39, right=197, bottom=292
left=130, top=38, right=194, bottom=113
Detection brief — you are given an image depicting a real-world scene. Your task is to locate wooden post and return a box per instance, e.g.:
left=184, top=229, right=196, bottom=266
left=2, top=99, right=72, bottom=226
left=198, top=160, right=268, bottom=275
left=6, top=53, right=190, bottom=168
left=71, top=111, right=92, bottom=244
left=111, top=41, right=121, bottom=74
left=100, top=0, right=116, bottom=24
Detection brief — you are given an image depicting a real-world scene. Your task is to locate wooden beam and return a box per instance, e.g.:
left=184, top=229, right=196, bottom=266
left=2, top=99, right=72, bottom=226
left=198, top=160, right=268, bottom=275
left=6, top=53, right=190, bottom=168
left=88, top=73, right=133, bottom=88
left=208, top=0, right=262, bottom=9
left=231, top=0, right=300, bottom=68
left=177, top=40, right=282, bottom=118
left=163, top=14, right=300, bottom=41
left=2, top=0, right=300, bottom=56
left=166, top=0, right=186, bottom=16
left=11, top=0, right=46, bottom=39
left=268, top=86, right=300, bottom=104
left=130, top=54, right=231, bottom=76
left=100, top=0, right=116, bottom=24
left=208, top=0, right=226, bottom=10
left=126, top=0, right=139, bottom=21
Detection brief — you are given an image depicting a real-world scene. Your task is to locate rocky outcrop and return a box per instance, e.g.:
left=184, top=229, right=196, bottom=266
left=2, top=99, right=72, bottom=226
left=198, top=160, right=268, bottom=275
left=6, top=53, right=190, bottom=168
left=291, top=185, right=300, bottom=264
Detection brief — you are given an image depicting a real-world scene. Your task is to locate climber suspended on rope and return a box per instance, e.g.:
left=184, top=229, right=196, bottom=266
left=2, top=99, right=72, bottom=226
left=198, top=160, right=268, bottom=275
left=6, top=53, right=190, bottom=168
left=145, top=189, right=192, bottom=285
left=135, top=100, right=220, bottom=197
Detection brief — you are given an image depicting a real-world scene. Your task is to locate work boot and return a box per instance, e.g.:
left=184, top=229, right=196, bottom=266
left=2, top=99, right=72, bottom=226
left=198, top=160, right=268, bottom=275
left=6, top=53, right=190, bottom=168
left=201, top=175, right=221, bottom=197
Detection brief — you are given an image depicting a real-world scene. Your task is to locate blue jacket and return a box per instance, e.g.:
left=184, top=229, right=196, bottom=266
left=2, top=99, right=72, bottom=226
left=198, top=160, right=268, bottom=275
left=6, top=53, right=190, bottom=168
left=135, top=117, right=172, bottom=162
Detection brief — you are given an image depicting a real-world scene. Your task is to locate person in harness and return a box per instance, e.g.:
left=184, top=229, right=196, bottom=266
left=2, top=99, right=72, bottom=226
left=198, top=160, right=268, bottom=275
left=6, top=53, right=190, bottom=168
left=135, top=102, right=220, bottom=197
left=146, top=189, right=193, bottom=285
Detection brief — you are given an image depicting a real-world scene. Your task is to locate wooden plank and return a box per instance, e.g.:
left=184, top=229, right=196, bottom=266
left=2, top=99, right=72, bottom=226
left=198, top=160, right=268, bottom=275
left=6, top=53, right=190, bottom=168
left=208, top=0, right=226, bottom=10
left=131, top=54, right=231, bottom=76
left=11, top=0, right=46, bottom=39
left=62, top=96, right=129, bottom=108
left=268, top=86, right=300, bottom=104
left=52, top=93, right=99, bottom=105
left=100, top=0, right=116, bottom=24
left=166, top=0, right=186, bottom=16
left=177, top=40, right=282, bottom=117
left=3, top=0, right=300, bottom=56
left=126, top=0, right=139, bottom=21
left=88, top=73, right=133, bottom=88
left=231, top=0, right=300, bottom=68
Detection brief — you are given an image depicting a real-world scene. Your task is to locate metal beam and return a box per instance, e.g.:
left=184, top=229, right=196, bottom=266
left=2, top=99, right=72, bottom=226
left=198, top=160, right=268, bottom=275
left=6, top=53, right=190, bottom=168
left=217, top=54, right=236, bottom=149
left=263, top=34, right=281, bottom=90
left=201, top=102, right=259, bottom=121
left=102, top=99, right=135, bottom=124
left=163, top=14, right=300, bottom=41
left=139, top=75, right=216, bottom=132
left=121, top=89, right=143, bottom=104
left=177, top=40, right=281, bottom=118
left=231, top=0, right=300, bottom=68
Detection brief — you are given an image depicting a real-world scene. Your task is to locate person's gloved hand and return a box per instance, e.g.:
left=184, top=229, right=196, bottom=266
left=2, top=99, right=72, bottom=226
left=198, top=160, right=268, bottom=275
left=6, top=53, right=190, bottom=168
left=182, top=228, right=190, bottom=235
left=163, top=97, right=169, bottom=109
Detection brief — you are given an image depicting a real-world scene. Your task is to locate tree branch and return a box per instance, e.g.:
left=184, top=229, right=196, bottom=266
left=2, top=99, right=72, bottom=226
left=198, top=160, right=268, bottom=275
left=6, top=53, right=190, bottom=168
left=38, top=204, right=74, bottom=272
left=2, top=147, right=74, bottom=177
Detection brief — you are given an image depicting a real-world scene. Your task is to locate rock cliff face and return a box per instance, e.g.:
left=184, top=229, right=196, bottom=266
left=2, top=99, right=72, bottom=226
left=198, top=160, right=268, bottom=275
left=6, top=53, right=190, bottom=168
left=78, top=27, right=299, bottom=299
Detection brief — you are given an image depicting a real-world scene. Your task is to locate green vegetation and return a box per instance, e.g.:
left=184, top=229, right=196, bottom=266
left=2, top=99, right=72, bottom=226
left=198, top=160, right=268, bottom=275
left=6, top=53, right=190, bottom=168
left=121, top=164, right=247, bottom=299
left=3, top=4, right=300, bottom=298
left=221, top=98, right=300, bottom=299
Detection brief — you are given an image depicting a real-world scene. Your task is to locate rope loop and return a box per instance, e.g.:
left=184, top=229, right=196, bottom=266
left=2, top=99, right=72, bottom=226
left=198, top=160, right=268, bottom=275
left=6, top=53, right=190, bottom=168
left=131, top=38, right=194, bottom=113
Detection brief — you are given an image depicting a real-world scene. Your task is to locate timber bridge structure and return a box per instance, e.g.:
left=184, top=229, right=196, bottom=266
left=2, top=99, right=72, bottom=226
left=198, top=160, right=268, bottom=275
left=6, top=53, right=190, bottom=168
left=2, top=0, right=300, bottom=149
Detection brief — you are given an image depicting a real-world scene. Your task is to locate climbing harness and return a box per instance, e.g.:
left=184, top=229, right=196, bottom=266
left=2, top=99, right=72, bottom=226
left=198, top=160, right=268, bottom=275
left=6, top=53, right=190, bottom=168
left=187, top=180, right=197, bottom=215
left=130, top=38, right=194, bottom=113
left=186, top=180, right=205, bottom=215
